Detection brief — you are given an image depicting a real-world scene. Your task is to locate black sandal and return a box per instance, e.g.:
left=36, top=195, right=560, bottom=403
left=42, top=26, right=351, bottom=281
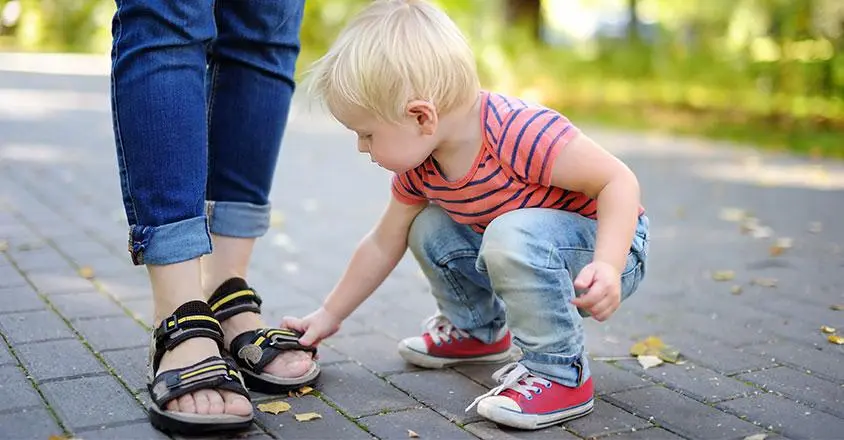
left=147, top=300, right=253, bottom=435
left=207, top=277, right=320, bottom=394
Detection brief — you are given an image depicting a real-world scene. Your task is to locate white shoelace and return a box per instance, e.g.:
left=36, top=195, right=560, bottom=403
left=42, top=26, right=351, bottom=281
left=464, top=362, right=552, bottom=412
left=423, top=313, right=470, bottom=345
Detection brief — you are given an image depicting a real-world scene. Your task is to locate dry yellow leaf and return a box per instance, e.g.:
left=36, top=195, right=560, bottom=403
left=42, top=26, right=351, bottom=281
left=298, top=386, right=314, bottom=396
left=257, top=401, right=291, bottom=415
left=78, top=266, right=95, bottom=279
left=731, top=285, right=743, bottom=295
left=629, top=336, right=680, bottom=363
left=408, top=429, right=420, bottom=438
left=751, top=278, right=777, bottom=288
left=637, top=355, right=663, bottom=369
left=828, top=335, right=844, bottom=345
left=831, top=304, right=844, bottom=311
left=712, top=270, right=735, bottom=281
left=0, top=240, right=7, bottom=252
left=719, top=207, right=746, bottom=222
left=821, top=326, right=836, bottom=334
left=48, top=436, right=69, bottom=440
left=675, top=207, right=686, bottom=219
left=295, top=412, right=322, bottom=422
left=769, top=237, right=793, bottom=257
left=270, top=209, right=285, bottom=228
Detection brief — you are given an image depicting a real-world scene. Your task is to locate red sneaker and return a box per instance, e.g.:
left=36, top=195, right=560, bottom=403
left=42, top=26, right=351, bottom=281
left=466, top=363, right=594, bottom=430
left=397, top=314, right=514, bottom=368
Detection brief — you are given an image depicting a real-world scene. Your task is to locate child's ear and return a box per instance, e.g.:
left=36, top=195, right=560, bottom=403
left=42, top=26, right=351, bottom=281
left=406, top=100, right=437, bottom=135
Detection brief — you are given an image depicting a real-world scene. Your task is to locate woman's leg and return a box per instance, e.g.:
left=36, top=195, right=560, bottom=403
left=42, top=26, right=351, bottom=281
left=110, top=0, right=249, bottom=416
left=201, top=0, right=312, bottom=377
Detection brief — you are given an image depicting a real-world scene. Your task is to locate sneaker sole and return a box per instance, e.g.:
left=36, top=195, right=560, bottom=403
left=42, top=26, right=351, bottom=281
left=477, top=398, right=594, bottom=430
left=397, top=340, right=515, bottom=369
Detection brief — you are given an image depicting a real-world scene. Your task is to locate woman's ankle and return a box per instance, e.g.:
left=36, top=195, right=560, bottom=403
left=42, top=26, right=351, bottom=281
left=148, top=259, right=205, bottom=323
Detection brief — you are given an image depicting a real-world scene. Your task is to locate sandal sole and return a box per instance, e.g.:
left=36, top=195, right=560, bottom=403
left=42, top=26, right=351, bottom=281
left=148, top=405, right=253, bottom=435
left=242, top=363, right=321, bottom=394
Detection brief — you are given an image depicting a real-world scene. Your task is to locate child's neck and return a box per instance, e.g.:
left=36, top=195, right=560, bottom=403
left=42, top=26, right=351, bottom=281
left=430, top=97, right=483, bottom=182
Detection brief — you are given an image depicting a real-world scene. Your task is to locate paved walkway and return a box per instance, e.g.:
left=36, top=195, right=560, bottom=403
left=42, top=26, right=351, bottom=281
left=1, top=54, right=843, bottom=440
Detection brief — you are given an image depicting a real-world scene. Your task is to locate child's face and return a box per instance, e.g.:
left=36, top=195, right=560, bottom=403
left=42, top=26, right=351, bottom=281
left=335, top=105, right=438, bottom=174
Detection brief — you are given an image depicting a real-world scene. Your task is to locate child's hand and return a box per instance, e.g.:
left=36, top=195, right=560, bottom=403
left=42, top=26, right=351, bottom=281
left=571, top=261, right=621, bottom=322
left=281, top=307, right=342, bottom=347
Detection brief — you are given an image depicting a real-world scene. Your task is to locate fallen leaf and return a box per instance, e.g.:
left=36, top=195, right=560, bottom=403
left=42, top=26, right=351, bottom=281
left=77, top=266, right=95, bottom=279
left=270, top=209, right=285, bottom=228
left=0, top=240, right=7, bottom=252
left=298, top=385, right=314, bottom=396
left=712, top=270, right=735, bottom=281
left=808, top=222, right=823, bottom=234
left=630, top=336, right=681, bottom=363
left=830, top=304, right=844, bottom=311
left=637, top=355, right=663, bottom=369
left=719, top=207, right=747, bottom=222
left=408, top=429, right=420, bottom=438
left=48, top=436, right=69, bottom=440
left=828, top=335, right=844, bottom=345
left=768, top=238, right=792, bottom=257
left=675, top=207, right=686, bottom=219
left=751, top=226, right=773, bottom=239
left=731, top=285, right=743, bottom=295
left=821, top=326, right=836, bottom=334
left=257, top=401, right=291, bottom=415
left=751, top=278, right=778, bottom=288
left=743, top=434, right=768, bottom=440
left=295, top=412, right=322, bottom=422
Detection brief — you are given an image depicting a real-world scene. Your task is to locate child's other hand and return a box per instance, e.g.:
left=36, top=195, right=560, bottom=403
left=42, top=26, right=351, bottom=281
left=281, top=307, right=342, bottom=347
left=571, top=261, right=621, bottom=322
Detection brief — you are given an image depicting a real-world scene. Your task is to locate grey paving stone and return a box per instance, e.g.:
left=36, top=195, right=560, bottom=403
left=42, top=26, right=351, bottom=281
left=255, top=394, right=372, bottom=440
left=0, top=343, right=14, bottom=365
left=454, top=362, right=507, bottom=389
left=121, top=298, right=154, bottom=329
left=327, top=332, right=419, bottom=375
left=314, top=343, right=349, bottom=365
left=616, top=360, right=755, bottom=403
left=390, top=369, right=489, bottom=425
left=0, top=365, right=42, bottom=412
left=40, top=375, right=146, bottom=430
left=744, top=341, right=844, bottom=382
left=74, top=316, right=148, bottom=351
left=661, top=334, right=776, bottom=376
left=737, top=366, right=844, bottom=418
left=589, top=360, right=653, bottom=396
left=0, top=284, right=46, bottom=313
left=0, top=407, right=63, bottom=439
left=564, top=399, right=652, bottom=438
left=74, top=422, right=169, bottom=440
left=10, top=246, right=75, bottom=273
left=15, top=339, right=105, bottom=382
left=101, top=347, right=149, bottom=392
left=26, top=268, right=96, bottom=295
left=50, top=291, right=125, bottom=320
left=717, top=393, right=844, bottom=440
left=465, top=421, right=579, bottom=439
left=600, top=427, right=687, bottom=439
left=316, top=362, right=417, bottom=418
left=0, top=310, right=74, bottom=343
left=360, top=408, right=475, bottom=440
left=607, top=386, right=760, bottom=439
left=0, top=264, right=27, bottom=288
left=97, top=275, right=152, bottom=300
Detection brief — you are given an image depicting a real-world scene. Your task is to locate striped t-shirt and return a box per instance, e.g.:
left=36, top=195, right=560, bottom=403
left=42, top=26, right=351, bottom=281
left=391, top=91, right=641, bottom=233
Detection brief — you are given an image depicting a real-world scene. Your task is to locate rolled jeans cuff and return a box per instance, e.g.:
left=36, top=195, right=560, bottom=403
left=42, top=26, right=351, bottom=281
left=128, top=216, right=212, bottom=266
left=206, top=200, right=271, bottom=238
left=520, top=352, right=590, bottom=388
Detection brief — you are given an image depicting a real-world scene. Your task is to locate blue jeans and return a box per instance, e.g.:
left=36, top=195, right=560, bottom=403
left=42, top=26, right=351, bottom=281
left=109, top=0, right=305, bottom=265
left=408, top=205, right=650, bottom=387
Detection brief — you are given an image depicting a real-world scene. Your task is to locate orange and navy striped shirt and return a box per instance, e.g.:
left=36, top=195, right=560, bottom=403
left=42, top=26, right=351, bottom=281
left=391, top=91, right=641, bottom=233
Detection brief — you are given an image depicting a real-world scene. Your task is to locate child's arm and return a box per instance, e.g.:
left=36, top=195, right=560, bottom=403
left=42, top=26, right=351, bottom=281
left=282, top=197, right=428, bottom=345
left=548, top=132, right=641, bottom=321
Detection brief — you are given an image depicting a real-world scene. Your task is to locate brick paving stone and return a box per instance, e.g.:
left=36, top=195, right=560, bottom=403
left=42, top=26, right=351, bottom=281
left=744, top=340, right=844, bottom=382
left=464, top=421, right=580, bottom=439
left=389, top=369, right=490, bottom=425
left=0, top=407, right=64, bottom=439
left=0, top=264, right=27, bottom=289
left=314, top=344, right=349, bottom=365
left=360, top=408, right=476, bottom=440
left=26, top=268, right=96, bottom=296
left=616, top=360, right=755, bottom=403
left=607, top=386, right=760, bottom=439
left=75, top=422, right=169, bottom=440
left=74, top=316, right=148, bottom=351
left=255, top=394, right=372, bottom=440
left=97, top=275, right=151, bottom=300
left=660, top=334, right=776, bottom=376
left=0, top=343, right=14, bottom=365
left=316, top=362, right=417, bottom=418
left=589, top=360, right=653, bottom=396
left=600, top=427, right=688, bottom=439
left=327, top=332, right=419, bottom=375
left=50, top=291, right=125, bottom=320
left=101, top=347, right=148, bottom=392
left=736, top=366, right=844, bottom=418
left=0, top=365, right=43, bottom=412
left=40, top=375, right=146, bottom=430
left=10, top=246, right=75, bottom=273
left=15, top=339, right=105, bottom=382
left=0, top=310, right=74, bottom=343
left=0, top=284, right=46, bottom=313
left=717, top=393, right=844, bottom=440
left=564, top=399, right=652, bottom=438
left=453, top=363, right=506, bottom=389
left=121, top=298, right=154, bottom=328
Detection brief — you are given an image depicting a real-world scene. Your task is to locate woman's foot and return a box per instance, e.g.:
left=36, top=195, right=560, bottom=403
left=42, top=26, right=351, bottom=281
left=220, top=311, right=315, bottom=378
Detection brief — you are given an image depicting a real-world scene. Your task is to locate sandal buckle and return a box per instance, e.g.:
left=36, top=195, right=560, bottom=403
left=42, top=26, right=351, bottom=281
left=163, top=315, right=179, bottom=333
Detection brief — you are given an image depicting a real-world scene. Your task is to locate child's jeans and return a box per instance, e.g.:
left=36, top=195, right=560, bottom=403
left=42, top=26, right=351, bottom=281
left=110, top=0, right=305, bottom=265
left=407, top=205, right=650, bottom=387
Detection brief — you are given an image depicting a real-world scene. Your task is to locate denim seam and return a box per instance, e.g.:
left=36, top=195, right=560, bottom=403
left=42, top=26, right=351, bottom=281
left=434, top=249, right=477, bottom=267
left=110, top=1, right=137, bottom=225
left=436, top=253, right=483, bottom=329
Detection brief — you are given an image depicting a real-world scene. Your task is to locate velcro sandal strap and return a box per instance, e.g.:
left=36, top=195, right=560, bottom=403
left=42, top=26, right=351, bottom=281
left=152, top=300, right=224, bottom=373
left=207, top=278, right=263, bottom=322
left=148, top=356, right=249, bottom=409
left=231, top=328, right=317, bottom=374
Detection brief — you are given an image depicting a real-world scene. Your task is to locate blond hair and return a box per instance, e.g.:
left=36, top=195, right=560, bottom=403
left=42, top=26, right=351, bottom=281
left=305, top=0, right=480, bottom=123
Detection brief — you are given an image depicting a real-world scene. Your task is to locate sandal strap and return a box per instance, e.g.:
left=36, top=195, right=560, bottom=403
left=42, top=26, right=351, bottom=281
left=207, top=277, right=263, bottom=322
left=152, top=300, right=225, bottom=373
left=148, top=356, right=248, bottom=409
left=231, top=328, right=317, bottom=373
